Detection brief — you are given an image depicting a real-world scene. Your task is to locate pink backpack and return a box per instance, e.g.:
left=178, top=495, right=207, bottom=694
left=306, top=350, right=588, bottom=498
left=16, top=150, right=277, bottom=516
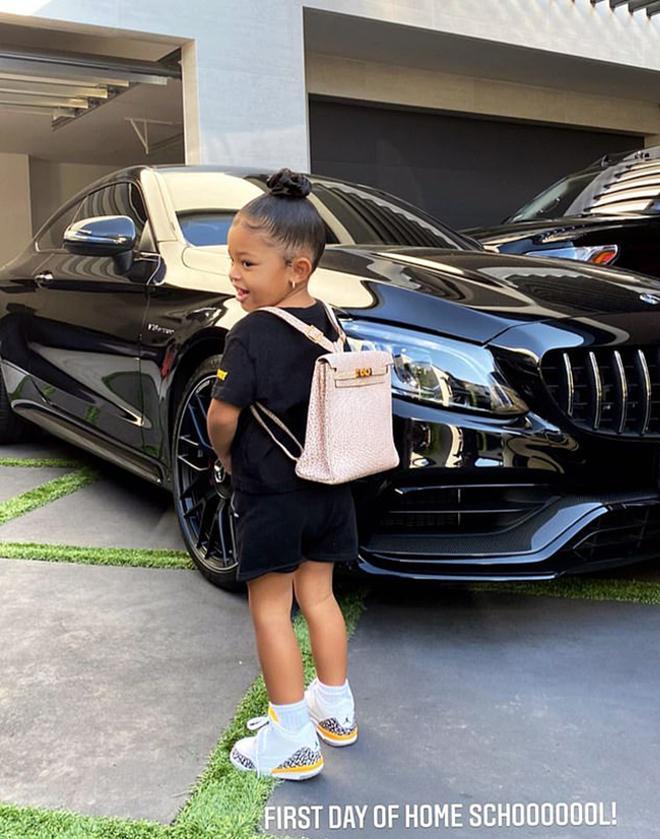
left=249, top=299, right=400, bottom=484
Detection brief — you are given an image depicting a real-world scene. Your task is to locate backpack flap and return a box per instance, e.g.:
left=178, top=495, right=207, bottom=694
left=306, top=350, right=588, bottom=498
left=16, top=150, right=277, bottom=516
left=320, top=348, right=394, bottom=388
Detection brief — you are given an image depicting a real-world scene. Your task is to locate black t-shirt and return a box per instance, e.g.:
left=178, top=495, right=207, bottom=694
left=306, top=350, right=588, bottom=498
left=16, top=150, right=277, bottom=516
left=210, top=299, right=344, bottom=493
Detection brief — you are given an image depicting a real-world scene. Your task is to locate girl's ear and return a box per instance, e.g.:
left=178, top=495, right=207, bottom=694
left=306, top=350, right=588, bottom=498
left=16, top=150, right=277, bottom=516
left=292, top=254, right=313, bottom=282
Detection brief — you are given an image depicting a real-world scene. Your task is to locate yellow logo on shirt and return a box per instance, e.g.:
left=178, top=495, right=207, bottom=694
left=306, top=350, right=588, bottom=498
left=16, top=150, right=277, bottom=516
left=216, top=368, right=228, bottom=380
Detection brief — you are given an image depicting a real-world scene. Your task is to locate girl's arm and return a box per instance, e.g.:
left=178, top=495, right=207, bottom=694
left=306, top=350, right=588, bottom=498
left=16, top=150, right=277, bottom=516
left=207, top=398, right=242, bottom=474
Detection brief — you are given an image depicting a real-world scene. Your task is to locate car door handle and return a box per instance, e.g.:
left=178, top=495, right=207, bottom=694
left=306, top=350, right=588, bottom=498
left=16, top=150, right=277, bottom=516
left=34, top=271, right=54, bottom=285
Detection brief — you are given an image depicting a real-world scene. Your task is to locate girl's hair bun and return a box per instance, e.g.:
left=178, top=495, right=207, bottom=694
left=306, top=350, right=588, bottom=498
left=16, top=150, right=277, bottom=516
left=266, top=167, right=311, bottom=199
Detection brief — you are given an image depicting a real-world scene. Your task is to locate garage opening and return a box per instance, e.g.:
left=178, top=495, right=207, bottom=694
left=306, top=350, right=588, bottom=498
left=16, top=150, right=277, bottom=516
left=0, top=20, right=185, bottom=268
left=309, top=95, right=639, bottom=230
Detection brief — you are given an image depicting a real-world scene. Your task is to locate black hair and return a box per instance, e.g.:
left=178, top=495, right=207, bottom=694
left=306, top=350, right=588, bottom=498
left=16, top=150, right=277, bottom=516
left=236, top=167, right=326, bottom=272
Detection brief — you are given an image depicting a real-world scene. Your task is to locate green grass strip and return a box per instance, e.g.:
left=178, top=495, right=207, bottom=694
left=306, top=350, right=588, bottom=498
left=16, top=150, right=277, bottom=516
left=0, top=542, right=194, bottom=569
left=465, top=575, right=660, bottom=606
left=0, top=457, right=85, bottom=468
left=0, top=466, right=100, bottom=526
left=0, top=587, right=369, bottom=839
left=0, top=804, right=167, bottom=839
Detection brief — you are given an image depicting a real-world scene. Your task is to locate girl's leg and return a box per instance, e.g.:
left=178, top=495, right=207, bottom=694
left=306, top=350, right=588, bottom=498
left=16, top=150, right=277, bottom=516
left=246, top=570, right=304, bottom=704
left=293, top=559, right=347, bottom=685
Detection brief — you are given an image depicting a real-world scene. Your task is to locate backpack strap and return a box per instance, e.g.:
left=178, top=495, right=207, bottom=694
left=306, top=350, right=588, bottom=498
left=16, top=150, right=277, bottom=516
left=318, top=300, right=348, bottom=348
left=250, top=402, right=302, bottom=462
left=255, top=300, right=346, bottom=353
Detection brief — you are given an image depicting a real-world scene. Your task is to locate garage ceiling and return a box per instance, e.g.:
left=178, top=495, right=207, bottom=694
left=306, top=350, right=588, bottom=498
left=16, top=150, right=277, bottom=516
left=0, top=46, right=179, bottom=124
left=0, top=78, right=184, bottom=164
left=0, top=22, right=184, bottom=165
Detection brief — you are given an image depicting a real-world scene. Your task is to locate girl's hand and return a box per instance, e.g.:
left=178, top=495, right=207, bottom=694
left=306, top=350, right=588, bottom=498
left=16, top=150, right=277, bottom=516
left=218, top=453, right=232, bottom=475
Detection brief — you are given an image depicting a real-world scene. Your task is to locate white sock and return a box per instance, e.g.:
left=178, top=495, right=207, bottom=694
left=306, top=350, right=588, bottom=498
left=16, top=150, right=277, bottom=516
left=316, top=677, right=352, bottom=704
left=270, top=697, right=310, bottom=731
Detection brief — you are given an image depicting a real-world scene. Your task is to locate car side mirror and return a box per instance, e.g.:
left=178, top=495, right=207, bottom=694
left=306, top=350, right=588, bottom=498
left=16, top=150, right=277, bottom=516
left=64, top=215, right=138, bottom=275
left=63, top=215, right=137, bottom=256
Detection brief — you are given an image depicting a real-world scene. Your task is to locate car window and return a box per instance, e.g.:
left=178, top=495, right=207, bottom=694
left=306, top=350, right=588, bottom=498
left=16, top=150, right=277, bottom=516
left=161, top=171, right=471, bottom=250
left=305, top=180, right=470, bottom=249
left=35, top=201, right=82, bottom=252
left=178, top=212, right=235, bottom=246
left=176, top=210, right=340, bottom=247
left=75, top=182, right=148, bottom=237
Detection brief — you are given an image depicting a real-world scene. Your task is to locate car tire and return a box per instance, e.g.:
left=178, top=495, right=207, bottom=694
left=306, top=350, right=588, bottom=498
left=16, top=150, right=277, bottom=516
left=171, top=354, right=244, bottom=592
left=0, top=364, right=31, bottom=444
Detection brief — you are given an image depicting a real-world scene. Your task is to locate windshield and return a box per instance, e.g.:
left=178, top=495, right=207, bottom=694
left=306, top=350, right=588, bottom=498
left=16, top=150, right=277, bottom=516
left=507, top=170, right=595, bottom=222
left=508, top=156, right=660, bottom=222
left=160, top=170, right=475, bottom=250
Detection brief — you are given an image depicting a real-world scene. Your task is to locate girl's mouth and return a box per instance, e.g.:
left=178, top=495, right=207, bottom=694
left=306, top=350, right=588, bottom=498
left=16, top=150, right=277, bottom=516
left=235, top=287, right=250, bottom=301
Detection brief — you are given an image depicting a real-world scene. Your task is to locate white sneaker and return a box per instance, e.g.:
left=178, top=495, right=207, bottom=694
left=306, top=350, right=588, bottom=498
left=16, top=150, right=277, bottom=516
left=230, top=702, right=324, bottom=780
left=304, top=677, right=359, bottom=747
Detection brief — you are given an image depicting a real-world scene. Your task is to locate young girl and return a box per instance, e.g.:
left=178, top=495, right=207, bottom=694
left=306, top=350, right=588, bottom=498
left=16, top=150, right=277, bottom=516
left=206, top=167, right=359, bottom=781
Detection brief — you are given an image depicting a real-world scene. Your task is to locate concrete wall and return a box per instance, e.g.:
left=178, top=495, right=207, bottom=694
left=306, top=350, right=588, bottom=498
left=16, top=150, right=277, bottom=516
left=306, top=0, right=660, bottom=75
left=306, top=54, right=660, bottom=139
left=0, top=153, right=31, bottom=266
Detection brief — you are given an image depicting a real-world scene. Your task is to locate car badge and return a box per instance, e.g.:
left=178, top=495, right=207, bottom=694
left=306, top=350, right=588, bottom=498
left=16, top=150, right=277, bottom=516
left=640, top=293, right=660, bottom=305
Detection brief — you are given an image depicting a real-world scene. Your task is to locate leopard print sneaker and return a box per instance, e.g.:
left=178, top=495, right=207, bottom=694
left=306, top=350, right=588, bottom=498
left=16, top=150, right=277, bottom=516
left=305, top=677, right=359, bottom=747
left=229, top=702, right=324, bottom=780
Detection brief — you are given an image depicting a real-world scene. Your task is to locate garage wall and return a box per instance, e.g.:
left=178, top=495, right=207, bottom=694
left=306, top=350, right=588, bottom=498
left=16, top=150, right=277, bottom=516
left=0, top=153, right=31, bottom=267
left=29, top=159, right=118, bottom=233
left=309, top=98, right=638, bottom=229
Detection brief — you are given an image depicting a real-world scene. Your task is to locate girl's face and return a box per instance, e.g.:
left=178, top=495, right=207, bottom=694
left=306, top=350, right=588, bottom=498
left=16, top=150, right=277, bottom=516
left=227, top=217, right=309, bottom=312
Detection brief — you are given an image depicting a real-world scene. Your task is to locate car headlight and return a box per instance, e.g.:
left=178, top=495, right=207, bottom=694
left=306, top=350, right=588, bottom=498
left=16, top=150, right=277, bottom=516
left=342, top=320, right=528, bottom=416
left=523, top=244, right=618, bottom=266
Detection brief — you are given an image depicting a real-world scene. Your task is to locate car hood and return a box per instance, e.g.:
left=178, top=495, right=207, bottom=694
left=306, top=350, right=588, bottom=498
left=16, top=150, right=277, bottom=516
left=313, top=245, right=660, bottom=342
left=184, top=243, right=660, bottom=344
left=462, top=214, right=644, bottom=247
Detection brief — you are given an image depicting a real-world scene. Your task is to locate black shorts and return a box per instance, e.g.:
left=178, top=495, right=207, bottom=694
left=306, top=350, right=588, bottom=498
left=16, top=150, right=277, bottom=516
left=229, top=482, right=359, bottom=582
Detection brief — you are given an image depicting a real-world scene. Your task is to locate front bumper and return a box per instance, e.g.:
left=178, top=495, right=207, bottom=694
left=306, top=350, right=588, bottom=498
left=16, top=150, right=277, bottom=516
left=345, top=396, right=660, bottom=581
left=354, top=490, right=660, bottom=581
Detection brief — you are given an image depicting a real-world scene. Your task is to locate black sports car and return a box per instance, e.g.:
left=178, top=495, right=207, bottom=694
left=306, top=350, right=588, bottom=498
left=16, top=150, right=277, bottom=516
left=3, top=164, right=660, bottom=590
left=464, top=145, right=660, bottom=279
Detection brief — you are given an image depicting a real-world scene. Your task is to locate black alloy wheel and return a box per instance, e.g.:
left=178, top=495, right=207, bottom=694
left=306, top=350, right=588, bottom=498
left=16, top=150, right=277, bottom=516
left=172, top=354, right=243, bottom=591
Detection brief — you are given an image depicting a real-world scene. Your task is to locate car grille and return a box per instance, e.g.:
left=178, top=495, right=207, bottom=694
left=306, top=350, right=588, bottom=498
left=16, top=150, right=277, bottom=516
left=541, top=347, right=660, bottom=437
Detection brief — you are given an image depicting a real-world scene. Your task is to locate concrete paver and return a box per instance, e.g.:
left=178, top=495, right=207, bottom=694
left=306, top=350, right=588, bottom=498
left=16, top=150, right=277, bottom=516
left=0, top=472, right=184, bottom=550
left=0, top=435, right=86, bottom=462
left=0, top=557, right=257, bottom=824
left=0, top=466, right=73, bottom=503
